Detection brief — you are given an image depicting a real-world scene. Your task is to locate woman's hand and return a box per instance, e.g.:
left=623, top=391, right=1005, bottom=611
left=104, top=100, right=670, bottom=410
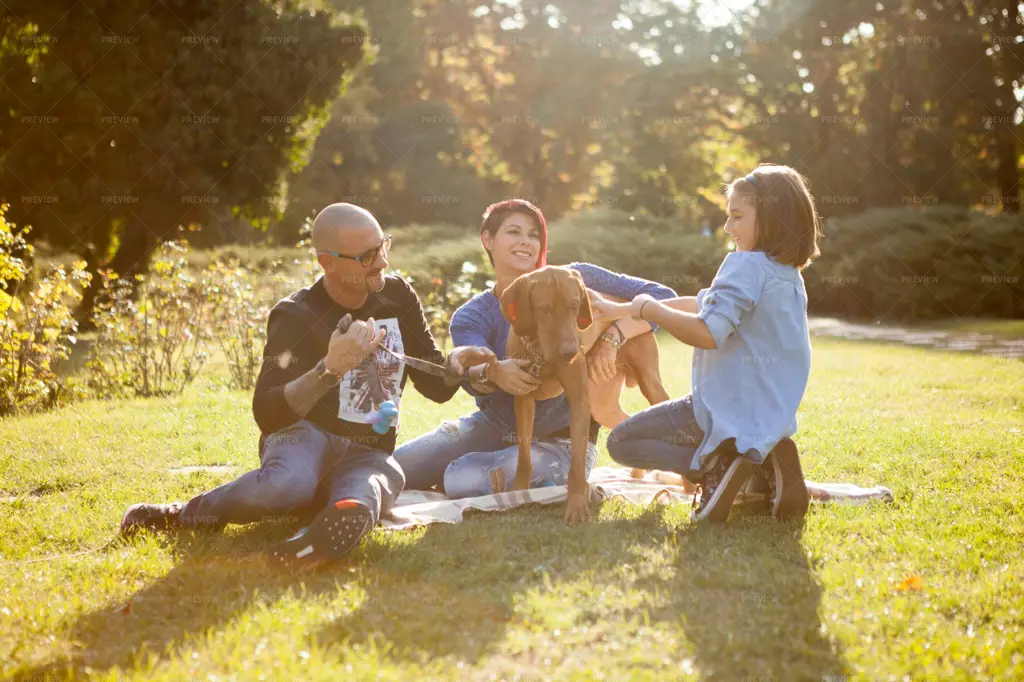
left=587, top=338, right=618, bottom=384
left=630, top=294, right=657, bottom=320
left=592, top=297, right=631, bottom=322
left=492, top=358, right=542, bottom=396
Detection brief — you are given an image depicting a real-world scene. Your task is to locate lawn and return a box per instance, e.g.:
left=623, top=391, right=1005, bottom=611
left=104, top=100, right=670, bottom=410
left=2, top=335, right=1023, bottom=681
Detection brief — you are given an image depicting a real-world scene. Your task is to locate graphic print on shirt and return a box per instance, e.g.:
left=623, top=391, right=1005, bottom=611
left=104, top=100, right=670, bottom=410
left=337, top=317, right=406, bottom=425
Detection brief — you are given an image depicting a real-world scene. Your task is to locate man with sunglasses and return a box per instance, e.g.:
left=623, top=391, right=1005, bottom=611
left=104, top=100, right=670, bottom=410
left=120, top=203, right=493, bottom=565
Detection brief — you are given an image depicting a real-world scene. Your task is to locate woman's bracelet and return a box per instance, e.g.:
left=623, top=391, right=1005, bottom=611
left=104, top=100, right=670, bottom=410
left=468, top=363, right=494, bottom=387
left=639, top=301, right=650, bottom=320
left=598, top=323, right=626, bottom=350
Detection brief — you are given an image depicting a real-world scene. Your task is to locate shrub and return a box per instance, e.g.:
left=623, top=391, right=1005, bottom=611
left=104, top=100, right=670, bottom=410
left=401, top=261, right=493, bottom=348
left=87, top=242, right=209, bottom=397
left=0, top=207, right=90, bottom=415
left=203, top=261, right=274, bottom=391
left=805, top=207, right=1024, bottom=320
left=546, top=208, right=729, bottom=295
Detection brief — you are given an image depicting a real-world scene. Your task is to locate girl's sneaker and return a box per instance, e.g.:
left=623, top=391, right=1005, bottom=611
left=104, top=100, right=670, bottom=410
left=270, top=498, right=373, bottom=567
left=691, top=452, right=753, bottom=523
left=757, top=438, right=809, bottom=521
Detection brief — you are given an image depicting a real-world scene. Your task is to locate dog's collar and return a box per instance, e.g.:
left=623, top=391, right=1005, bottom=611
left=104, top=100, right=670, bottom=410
left=518, top=335, right=546, bottom=378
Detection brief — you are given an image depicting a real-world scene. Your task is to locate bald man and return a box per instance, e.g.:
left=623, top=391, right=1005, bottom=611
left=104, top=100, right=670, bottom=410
left=121, top=204, right=494, bottom=566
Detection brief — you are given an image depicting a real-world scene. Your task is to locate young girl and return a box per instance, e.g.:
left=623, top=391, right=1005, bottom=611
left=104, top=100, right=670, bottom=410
left=594, top=164, right=822, bottom=523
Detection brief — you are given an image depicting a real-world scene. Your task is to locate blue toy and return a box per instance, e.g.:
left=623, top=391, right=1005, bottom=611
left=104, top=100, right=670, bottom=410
left=370, top=400, right=399, bottom=434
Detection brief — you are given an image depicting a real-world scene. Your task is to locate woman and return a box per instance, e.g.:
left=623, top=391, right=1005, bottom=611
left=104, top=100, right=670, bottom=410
left=393, top=199, right=677, bottom=497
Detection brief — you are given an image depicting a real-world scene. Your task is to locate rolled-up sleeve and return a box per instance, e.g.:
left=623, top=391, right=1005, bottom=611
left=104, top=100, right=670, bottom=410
left=697, top=252, right=766, bottom=348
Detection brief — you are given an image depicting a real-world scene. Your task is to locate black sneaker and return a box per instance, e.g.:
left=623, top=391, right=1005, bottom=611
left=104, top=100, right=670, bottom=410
left=270, top=498, right=372, bottom=567
left=760, top=438, right=809, bottom=521
left=691, top=452, right=753, bottom=523
left=120, top=502, right=185, bottom=537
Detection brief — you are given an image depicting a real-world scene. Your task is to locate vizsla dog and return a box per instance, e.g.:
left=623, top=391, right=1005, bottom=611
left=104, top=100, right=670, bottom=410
left=499, top=266, right=676, bottom=524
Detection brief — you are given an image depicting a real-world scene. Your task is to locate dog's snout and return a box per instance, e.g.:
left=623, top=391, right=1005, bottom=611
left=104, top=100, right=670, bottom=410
left=558, top=345, right=578, bottom=362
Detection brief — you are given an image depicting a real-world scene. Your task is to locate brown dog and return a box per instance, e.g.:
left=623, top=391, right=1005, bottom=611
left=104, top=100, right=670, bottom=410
left=499, top=266, right=676, bottom=524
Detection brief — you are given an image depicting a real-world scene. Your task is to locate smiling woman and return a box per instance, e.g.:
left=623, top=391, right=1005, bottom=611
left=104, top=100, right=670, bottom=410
left=393, top=198, right=681, bottom=499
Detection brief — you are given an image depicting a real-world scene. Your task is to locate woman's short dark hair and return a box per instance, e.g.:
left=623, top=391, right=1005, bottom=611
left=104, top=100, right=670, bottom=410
left=479, top=199, right=548, bottom=269
left=729, top=164, right=822, bottom=269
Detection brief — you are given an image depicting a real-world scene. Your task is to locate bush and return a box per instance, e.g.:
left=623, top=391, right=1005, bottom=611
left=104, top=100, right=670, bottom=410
left=87, top=242, right=209, bottom=397
left=201, top=261, right=305, bottom=391
left=398, top=261, right=493, bottom=348
left=546, top=208, right=729, bottom=295
left=0, top=207, right=90, bottom=416
left=805, top=207, right=1024, bottom=320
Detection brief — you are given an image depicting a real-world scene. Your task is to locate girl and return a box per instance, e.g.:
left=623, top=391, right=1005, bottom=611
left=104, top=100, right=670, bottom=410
left=393, top=199, right=679, bottom=497
left=594, top=164, right=822, bottom=523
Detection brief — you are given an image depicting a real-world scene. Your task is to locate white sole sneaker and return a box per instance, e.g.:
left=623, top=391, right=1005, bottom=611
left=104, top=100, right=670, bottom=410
left=692, top=455, right=753, bottom=523
left=270, top=499, right=372, bottom=567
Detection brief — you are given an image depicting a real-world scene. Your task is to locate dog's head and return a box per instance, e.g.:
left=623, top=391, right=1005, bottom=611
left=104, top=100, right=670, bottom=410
left=500, top=266, right=593, bottom=363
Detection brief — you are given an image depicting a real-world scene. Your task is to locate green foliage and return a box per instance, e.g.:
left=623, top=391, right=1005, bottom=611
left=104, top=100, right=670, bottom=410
left=806, top=207, right=1024, bottom=320
left=546, top=208, right=729, bottom=295
left=87, top=243, right=209, bottom=398
left=202, top=263, right=271, bottom=391
left=400, top=261, right=494, bottom=348
left=0, top=0, right=370, bottom=317
left=0, top=206, right=90, bottom=415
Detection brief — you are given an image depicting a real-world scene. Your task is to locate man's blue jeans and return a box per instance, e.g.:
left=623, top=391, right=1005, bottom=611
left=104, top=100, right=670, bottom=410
left=180, top=420, right=404, bottom=528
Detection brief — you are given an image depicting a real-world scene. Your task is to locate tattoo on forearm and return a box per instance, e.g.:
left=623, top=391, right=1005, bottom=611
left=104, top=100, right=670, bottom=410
left=283, top=362, right=338, bottom=416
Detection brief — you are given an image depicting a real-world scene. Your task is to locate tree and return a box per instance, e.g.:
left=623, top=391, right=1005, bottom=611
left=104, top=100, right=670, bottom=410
left=0, top=0, right=368, bottom=319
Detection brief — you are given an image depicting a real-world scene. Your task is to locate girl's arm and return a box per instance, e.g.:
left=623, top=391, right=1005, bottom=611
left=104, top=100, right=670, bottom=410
left=592, top=297, right=713, bottom=348
left=638, top=301, right=716, bottom=349
left=594, top=252, right=766, bottom=351
left=657, top=296, right=698, bottom=314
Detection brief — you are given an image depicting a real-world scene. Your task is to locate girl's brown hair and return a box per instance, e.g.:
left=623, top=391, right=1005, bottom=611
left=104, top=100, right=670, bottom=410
left=479, top=199, right=548, bottom=269
left=728, top=164, right=822, bottom=269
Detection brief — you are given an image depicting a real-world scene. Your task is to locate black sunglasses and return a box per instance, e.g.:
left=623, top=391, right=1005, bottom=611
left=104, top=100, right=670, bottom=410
left=318, top=234, right=392, bottom=267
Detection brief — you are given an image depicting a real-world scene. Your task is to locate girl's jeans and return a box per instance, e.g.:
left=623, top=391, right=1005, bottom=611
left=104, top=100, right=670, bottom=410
left=606, top=395, right=705, bottom=482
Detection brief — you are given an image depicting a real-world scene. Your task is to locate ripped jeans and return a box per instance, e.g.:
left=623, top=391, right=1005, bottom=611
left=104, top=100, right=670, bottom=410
left=392, top=410, right=597, bottom=498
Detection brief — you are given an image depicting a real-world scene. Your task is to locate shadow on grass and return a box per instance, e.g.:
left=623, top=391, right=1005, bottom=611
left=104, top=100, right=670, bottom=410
left=9, top=521, right=352, bottom=681
left=12, top=502, right=847, bottom=679
left=661, top=509, right=848, bottom=679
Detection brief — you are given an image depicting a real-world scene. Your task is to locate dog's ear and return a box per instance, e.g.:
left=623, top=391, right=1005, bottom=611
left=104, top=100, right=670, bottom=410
left=570, top=270, right=593, bottom=330
left=500, top=274, right=536, bottom=337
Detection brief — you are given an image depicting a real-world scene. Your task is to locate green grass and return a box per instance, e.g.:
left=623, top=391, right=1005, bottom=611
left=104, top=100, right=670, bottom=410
left=913, top=318, right=1024, bottom=339
left=2, top=336, right=1023, bottom=680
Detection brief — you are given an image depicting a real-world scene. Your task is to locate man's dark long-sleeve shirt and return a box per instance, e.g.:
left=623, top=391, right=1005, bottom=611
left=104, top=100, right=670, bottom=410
left=253, top=275, right=457, bottom=453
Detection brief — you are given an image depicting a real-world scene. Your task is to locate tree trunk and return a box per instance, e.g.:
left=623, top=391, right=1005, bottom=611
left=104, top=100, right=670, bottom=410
left=75, top=223, right=158, bottom=328
left=994, top=0, right=1021, bottom=214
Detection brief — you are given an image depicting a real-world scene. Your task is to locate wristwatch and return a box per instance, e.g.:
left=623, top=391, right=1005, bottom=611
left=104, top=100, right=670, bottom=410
left=315, top=358, right=343, bottom=385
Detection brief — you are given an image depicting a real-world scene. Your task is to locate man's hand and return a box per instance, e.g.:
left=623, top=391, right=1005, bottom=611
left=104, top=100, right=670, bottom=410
left=324, top=317, right=386, bottom=375
left=492, top=358, right=542, bottom=396
left=587, top=337, right=618, bottom=384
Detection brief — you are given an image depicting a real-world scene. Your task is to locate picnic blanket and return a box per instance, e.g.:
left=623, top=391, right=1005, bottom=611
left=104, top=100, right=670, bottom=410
left=380, top=466, right=894, bottom=530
